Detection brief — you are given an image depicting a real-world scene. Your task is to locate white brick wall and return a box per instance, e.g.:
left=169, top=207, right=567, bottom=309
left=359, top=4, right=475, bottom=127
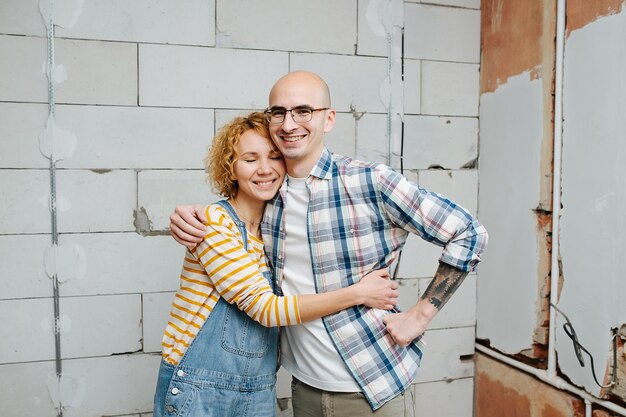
left=0, top=355, right=159, bottom=417
left=216, top=0, right=357, bottom=54
left=0, top=294, right=141, bottom=363
left=0, top=35, right=49, bottom=102
left=324, top=113, right=357, bottom=157
left=0, top=1, right=481, bottom=416
left=0, top=234, right=51, bottom=299
left=0, top=103, right=49, bottom=168
left=405, top=4, right=481, bottom=63
left=54, top=39, right=137, bottom=105
left=54, top=0, right=216, bottom=46
left=0, top=360, right=59, bottom=417
left=0, top=169, right=51, bottom=234
left=404, top=59, right=422, bottom=114
left=56, top=170, right=136, bottom=233
left=0, top=0, right=47, bottom=37
left=0, top=0, right=216, bottom=44
left=403, top=115, right=478, bottom=169
left=414, top=326, right=475, bottom=383
left=56, top=233, right=182, bottom=296
left=357, top=0, right=390, bottom=57
left=422, top=61, right=480, bottom=116
left=355, top=112, right=390, bottom=164
left=137, top=169, right=219, bottom=231
left=418, top=169, right=478, bottom=214
left=139, top=45, right=288, bottom=109
left=60, top=354, right=159, bottom=417
left=54, top=105, right=214, bottom=169
left=0, top=297, right=58, bottom=363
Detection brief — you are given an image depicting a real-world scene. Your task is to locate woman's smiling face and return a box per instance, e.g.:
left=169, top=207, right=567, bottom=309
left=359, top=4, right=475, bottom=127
left=233, top=129, right=285, bottom=203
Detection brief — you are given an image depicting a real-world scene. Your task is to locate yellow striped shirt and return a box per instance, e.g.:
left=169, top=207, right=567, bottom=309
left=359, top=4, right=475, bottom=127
left=161, top=204, right=301, bottom=365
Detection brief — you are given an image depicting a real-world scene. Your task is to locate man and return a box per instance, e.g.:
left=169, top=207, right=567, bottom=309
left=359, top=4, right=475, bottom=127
left=169, top=71, right=488, bottom=416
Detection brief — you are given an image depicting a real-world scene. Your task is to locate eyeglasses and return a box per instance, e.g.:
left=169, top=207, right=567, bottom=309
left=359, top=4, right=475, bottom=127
left=264, top=106, right=330, bottom=124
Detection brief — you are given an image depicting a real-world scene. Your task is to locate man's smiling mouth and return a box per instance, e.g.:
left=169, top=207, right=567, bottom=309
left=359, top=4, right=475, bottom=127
left=282, top=134, right=306, bottom=143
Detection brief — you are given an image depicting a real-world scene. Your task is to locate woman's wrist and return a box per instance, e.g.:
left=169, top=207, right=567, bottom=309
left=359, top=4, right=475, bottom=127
left=342, top=284, right=364, bottom=307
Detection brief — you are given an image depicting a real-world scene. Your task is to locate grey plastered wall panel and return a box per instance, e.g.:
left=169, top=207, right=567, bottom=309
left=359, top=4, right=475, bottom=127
left=476, top=72, right=544, bottom=353
left=559, top=9, right=626, bottom=396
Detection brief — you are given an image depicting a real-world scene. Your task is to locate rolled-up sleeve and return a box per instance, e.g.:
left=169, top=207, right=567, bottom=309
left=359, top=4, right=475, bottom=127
left=377, top=167, right=488, bottom=272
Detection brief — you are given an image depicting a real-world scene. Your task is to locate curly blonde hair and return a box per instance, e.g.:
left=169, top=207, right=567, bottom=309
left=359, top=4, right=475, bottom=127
left=205, top=112, right=271, bottom=198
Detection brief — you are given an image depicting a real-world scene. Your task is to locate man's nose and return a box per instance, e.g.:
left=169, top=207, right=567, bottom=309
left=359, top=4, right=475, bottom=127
left=281, top=111, right=299, bottom=131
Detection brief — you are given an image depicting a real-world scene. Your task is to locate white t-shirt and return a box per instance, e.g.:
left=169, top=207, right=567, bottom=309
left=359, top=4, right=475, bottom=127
left=279, top=176, right=360, bottom=392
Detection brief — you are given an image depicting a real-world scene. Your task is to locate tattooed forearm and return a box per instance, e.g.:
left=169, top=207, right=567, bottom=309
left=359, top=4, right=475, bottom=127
left=421, top=262, right=468, bottom=311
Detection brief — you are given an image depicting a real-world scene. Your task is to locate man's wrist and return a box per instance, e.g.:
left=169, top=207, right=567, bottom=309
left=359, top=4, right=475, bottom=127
left=410, top=299, right=438, bottom=323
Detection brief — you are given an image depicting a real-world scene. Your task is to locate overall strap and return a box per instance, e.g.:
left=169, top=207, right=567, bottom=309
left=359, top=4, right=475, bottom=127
left=215, top=200, right=248, bottom=251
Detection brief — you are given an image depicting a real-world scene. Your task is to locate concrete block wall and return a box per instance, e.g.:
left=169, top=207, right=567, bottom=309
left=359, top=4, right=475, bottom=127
left=0, top=1, right=481, bottom=416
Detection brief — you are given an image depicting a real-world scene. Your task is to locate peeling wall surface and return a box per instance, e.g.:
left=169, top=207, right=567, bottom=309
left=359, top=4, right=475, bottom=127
left=477, top=0, right=555, bottom=356
left=565, top=0, right=625, bottom=36
left=476, top=353, right=585, bottom=417
left=480, top=0, right=546, bottom=94
left=477, top=0, right=626, bottom=409
left=0, top=0, right=482, bottom=416
left=476, top=72, right=544, bottom=353
left=559, top=6, right=626, bottom=396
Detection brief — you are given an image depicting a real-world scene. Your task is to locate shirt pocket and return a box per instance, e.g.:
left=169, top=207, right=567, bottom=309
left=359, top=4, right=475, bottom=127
left=338, top=221, right=384, bottom=270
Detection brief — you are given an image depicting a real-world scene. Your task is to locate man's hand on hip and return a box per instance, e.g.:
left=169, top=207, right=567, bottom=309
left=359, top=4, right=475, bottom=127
left=383, top=300, right=436, bottom=348
left=383, top=262, right=468, bottom=348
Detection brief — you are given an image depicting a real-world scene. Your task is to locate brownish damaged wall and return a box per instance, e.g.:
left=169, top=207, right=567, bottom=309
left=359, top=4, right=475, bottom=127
left=480, top=0, right=555, bottom=94
left=479, top=0, right=626, bottom=411
left=566, top=0, right=625, bottom=37
left=475, top=353, right=586, bottom=417
left=480, top=0, right=556, bottom=359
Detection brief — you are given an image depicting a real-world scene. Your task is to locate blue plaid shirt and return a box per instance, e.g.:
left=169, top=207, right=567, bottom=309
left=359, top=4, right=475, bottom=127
left=261, top=147, right=488, bottom=410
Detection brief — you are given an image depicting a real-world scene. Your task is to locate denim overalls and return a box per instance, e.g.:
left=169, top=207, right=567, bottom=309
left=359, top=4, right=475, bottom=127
left=154, top=200, right=279, bottom=417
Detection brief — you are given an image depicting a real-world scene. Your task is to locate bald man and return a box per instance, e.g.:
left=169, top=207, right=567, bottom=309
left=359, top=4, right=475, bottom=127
left=169, top=71, right=488, bottom=416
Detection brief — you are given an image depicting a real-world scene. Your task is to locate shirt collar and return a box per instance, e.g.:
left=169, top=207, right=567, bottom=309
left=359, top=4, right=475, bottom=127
left=308, top=147, right=333, bottom=181
left=277, top=147, right=333, bottom=199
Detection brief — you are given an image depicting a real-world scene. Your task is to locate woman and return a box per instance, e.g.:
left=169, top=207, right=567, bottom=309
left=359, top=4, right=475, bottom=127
left=154, top=112, right=398, bottom=417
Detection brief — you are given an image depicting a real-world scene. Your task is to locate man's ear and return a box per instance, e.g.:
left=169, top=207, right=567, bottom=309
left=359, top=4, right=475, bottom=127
left=323, top=108, right=336, bottom=133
